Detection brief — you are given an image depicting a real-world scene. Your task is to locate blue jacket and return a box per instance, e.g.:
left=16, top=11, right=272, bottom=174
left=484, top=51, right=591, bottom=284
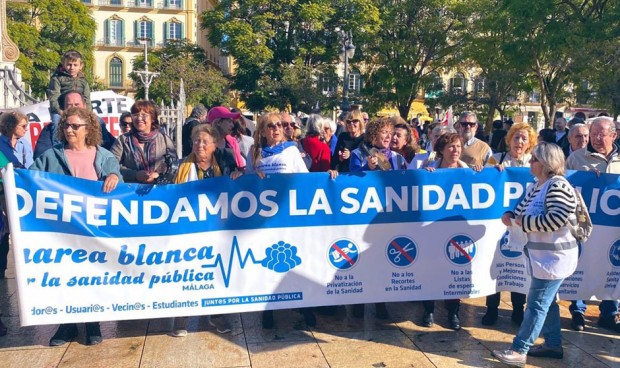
left=30, top=144, right=123, bottom=182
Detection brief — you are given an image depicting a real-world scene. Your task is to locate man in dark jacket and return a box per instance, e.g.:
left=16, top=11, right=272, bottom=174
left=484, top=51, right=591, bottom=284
left=34, top=92, right=115, bottom=159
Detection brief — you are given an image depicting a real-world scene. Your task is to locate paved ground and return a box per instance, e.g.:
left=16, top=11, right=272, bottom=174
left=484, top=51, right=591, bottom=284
left=1, top=261, right=619, bottom=368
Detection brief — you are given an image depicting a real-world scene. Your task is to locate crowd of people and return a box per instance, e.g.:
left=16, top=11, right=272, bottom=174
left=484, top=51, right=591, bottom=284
left=0, top=49, right=618, bottom=367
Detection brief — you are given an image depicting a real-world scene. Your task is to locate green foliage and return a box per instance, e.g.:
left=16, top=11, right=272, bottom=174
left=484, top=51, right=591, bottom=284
left=6, top=0, right=96, bottom=98
left=129, top=40, right=230, bottom=107
left=202, top=0, right=380, bottom=112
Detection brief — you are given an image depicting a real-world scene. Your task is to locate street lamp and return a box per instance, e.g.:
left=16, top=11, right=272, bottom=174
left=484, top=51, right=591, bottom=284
left=338, top=30, right=355, bottom=116
left=135, top=37, right=159, bottom=100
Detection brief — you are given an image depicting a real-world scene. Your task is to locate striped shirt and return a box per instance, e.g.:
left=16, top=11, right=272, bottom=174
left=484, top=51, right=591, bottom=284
left=513, top=177, right=577, bottom=233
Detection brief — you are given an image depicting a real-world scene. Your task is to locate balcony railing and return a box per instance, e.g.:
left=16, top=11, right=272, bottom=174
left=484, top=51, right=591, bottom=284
left=96, top=40, right=126, bottom=47
left=83, top=0, right=183, bottom=9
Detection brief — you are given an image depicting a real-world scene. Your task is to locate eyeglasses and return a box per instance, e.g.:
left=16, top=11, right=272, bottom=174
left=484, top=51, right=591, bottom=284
left=131, top=113, right=150, bottom=120
left=346, top=119, right=361, bottom=125
left=530, top=156, right=539, bottom=163
left=193, top=139, right=215, bottom=146
left=591, top=132, right=612, bottom=140
left=64, top=123, right=87, bottom=130
left=282, top=122, right=297, bottom=129
left=459, top=122, right=476, bottom=128
left=380, top=130, right=394, bottom=136
left=266, top=122, right=282, bottom=130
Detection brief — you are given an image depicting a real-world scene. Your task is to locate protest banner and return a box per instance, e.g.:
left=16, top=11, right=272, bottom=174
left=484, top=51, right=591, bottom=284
left=15, top=91, right=134, bottom=148
left=3, top=166, right=619, bottom=326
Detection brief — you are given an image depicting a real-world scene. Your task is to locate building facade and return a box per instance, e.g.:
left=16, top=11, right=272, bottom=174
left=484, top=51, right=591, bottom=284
left=84, top=0, right=230, bottom=96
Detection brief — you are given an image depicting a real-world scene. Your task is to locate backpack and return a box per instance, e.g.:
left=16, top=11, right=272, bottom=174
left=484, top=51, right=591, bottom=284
left=550, top=177, right=593, bottom=243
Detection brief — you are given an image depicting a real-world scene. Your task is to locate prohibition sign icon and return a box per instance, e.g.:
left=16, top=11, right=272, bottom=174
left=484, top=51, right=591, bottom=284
left=386, top=236, right=417, bottom=267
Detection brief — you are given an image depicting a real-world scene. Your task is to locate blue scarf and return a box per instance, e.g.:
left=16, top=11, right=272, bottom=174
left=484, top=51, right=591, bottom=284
left=261, top=141, right=296, bottom=158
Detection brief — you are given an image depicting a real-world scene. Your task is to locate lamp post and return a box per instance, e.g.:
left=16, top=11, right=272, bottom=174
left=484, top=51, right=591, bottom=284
left=136, top=37, right=159, bottom=100
left=338, top=30, right=355, bottom=116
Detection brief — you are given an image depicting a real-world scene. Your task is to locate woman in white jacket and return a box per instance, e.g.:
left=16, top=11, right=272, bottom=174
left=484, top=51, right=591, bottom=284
left=493, top=142, right=578, bottom=367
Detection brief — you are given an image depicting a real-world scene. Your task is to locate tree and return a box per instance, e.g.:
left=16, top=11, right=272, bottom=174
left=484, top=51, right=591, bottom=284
left=6, top=0, right=96, bottom=98
left=201, top=0, right=380, bottom=112
left=129, top=40, right=230, bottom=107
left=461, top=0, right=529, bottom=132
left=360, top=0, right=468, bottom=119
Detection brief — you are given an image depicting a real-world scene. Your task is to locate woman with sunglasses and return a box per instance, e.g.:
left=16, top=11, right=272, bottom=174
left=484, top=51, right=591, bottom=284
left=118, top=111, right=133, bottom=135
left=246, top=112, right=309, bottom=175
left=331, top=110, right=365, bottom=172
left=110, top=100, right=177, bottom=183
left=30, top=107, right=122, bottom=347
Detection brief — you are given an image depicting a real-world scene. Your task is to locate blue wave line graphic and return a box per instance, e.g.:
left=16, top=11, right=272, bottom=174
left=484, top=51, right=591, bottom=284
left=201, top=236, right=262, bottom=287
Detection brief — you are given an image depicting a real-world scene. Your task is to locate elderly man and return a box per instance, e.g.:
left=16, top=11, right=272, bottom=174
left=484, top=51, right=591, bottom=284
left=34, top=92, right=115, bottom=159
left=554, top=116, right=570, bottom=157
left=281, top=112, right=312, bottom=170
left=566, top=117, right=619, bottom=333
left=455, top=111, right=492, bottom=167
left=567, top=123, right=589, bottom=155
left=181, top=104, right=208, bottom=157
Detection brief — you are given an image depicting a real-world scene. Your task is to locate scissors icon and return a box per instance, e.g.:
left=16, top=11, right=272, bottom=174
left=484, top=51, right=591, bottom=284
left=389, top=242, right=413, bottom=263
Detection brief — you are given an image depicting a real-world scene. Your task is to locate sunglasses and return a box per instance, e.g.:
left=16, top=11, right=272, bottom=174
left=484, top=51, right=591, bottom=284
left=266, top=122, right=282, bottom=130
left=282, top=122, right=297, bottom=129
left=459, top=122, right=476, bottom=128
left=63, top=123, right=87, bottom=130
left=120, top=120, right=132, bottom=128
left=346, top=119, right=361, bottom=125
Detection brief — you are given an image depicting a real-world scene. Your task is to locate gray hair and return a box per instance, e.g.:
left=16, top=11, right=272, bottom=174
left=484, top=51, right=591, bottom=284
left=568, top=123, right=588, bottom=138
left=458, top=111, right=477, bottom=123
left=190, top=104, right=208, bottom=119
left=432, top=125, right=456, bottom=136
left=531, top=142, right=566, bottom=177
left=306, top=114, right=330, bottom=138
left=590, top=117, right=615, bottom=133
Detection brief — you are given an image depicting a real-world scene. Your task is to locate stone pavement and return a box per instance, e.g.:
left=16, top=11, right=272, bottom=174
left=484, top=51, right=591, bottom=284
left=1, top=264, right=619, bottom=368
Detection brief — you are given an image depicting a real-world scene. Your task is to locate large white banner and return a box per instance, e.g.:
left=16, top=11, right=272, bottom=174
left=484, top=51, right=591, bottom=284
left=3, top=166, right=619, bottom=326
left=16, top=90, right=134, bottom=148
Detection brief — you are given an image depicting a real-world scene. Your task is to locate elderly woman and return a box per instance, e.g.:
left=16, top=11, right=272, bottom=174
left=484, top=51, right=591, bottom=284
left=322, top=117, right=338, bottom=155
left=350, top=118, right=405, bottom=171
left=30, top=107, right=122, bottom=346
left=0, top=111, right=34, bottom=280
left=246, top=112, right=309, bottom=175
left=170, top=124, right=240, bottom=337
left=331, top=110, right=365, bottom=172
left=110, top=100, right=177, bottom=183
left=493, top=142, right=578, bottom=367
left=482, top=122, right=537, bottom=327
left=422, top=133, right=481, bottom=330
left=300, top=114, right=332, bottom=172
left=389, top=118, right=424, bottom=166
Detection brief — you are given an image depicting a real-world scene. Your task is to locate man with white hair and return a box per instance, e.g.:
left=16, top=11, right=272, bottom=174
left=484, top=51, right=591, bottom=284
left=566, top=117, right=619, bottom=333
left=455, top=111, right=492, bottom=167
left=567, top=123, right=589, bottom=155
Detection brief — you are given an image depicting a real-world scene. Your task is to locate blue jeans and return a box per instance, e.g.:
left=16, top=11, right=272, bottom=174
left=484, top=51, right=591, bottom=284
left=570, top=300, right=619, bottom=318
left=512, top=277, right=564, bottom=353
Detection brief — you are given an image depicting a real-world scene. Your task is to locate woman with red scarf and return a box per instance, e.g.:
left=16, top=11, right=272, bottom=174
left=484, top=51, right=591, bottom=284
left=110, top=100, right=177, bottom=183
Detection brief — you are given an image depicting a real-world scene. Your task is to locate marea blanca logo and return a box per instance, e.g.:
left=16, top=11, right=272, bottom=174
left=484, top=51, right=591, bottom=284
left=261, top=241, right=302, bottom=273
left=445, top=234, right=477, bottom=265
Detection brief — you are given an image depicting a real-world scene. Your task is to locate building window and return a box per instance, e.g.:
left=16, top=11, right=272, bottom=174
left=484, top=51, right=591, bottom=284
left=109, top=0, right=121, bottom=5
left=321, top=75, right=336, bottom=95
left=348, top=71, right=361, bottom=92
left=528, top=90, right=540, bottom=103
left=135, top=19, right=154, bottom=45
left=166, top=0, right=182, bottom=8
left=81, top=0, right=92, bottom=4
left=425, top=73, right=444, bottom=98
left=450, top=72, right=465, bottom=95
left=136, top=0, right=152, bottom=7
left=106, top=19, right=124, bottom=46
left=166, top=22, right=183, bottom=41
left=474, top=78, right=486, bottom=97
left=109, top=57, right=123, bottom=87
